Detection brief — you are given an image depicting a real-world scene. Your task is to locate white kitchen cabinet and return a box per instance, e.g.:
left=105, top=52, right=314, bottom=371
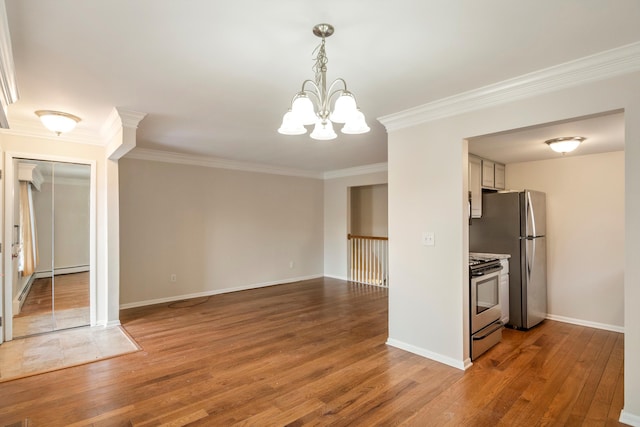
left=469, top=155, right=482, bottom=218
left=494, top=163, right=505, bottom=190
left=482, top=160, right=495, bottom=188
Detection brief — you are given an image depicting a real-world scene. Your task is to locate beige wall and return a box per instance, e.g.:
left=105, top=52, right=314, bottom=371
left=119, top=158, right=324, bottom=307
left=506, top=152, right=624, bottom=330
left=350, top=184, right=388, bottom=237
left=324, top=171, right=388, bottom=280
left=384, top=71, right=640, bottom=419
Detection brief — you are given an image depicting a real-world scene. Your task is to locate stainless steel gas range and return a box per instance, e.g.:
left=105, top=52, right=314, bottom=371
left=469, top=256, right=503, bottom=360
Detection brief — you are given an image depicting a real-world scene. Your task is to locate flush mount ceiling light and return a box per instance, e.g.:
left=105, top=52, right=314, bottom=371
left=35, top=110, right=81, bottom=135
left=278, top=23, right=370, bottom=141
left=545, top=136, right=585, bottom=154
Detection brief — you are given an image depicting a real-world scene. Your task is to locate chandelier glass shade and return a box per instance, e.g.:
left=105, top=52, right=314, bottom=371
left=278, top=23, right=369, bottom=140
left=545, top=136, right=585, bottom=154
left=35, top=110, right=81, bottom=135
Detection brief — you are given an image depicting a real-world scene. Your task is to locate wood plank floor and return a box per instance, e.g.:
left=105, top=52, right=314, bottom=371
left=0, top=277, right=625, bottom=426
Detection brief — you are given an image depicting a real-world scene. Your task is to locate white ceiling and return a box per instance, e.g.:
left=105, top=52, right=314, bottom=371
left=469, top=111, right=625, bottom=164
left=4, top=1, right=640, bottom=172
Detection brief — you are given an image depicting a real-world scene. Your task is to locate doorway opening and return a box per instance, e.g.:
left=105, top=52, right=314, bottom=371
left=348, top=184, right=389, bottom=287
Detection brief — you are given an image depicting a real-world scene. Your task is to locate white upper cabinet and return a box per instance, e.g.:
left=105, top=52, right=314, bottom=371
left=469, top=155, right=506, bottom=218
left=482, top=160, right=495, bottom=188
left=469, top=156, right=482, bottom=218
left=494, top=163, right=505, bottom=190
left=479, top=159, right=505, bottom=190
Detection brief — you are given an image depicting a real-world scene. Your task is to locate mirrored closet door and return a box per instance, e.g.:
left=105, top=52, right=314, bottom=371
left=12, top=159, right=91, bottom=338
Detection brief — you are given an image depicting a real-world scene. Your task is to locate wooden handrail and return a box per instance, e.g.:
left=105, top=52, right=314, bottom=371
left=348, top=234, right=388, bottom=241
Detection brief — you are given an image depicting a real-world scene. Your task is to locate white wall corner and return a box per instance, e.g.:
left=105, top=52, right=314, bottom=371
left=103, top=107, right=147, bottom=160
left=386, top=338, right=468, bottom=371
left=620, top=410, right=640, bottom=427
left=378, top=41, right=640, bottom=132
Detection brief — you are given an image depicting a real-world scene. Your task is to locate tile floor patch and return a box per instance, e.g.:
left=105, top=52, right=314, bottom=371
left=0, top=326, right=140, bottom=382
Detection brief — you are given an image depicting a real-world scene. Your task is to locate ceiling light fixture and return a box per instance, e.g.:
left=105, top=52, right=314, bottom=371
left=545, top=136, right=585, bottom=154
left=35, top=110, right=81, bottom=135
left=278, top=23, right=369, bottom=140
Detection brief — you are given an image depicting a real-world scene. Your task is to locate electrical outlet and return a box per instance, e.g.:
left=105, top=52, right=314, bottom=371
left=422, top=232, right=435, bottom=246
left=170, top=274, right=177, bottom=282
left=289, top=261, right=294, bottom=269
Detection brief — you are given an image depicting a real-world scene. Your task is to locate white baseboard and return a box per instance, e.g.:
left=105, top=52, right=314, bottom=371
left=386, top=337, right=469, bottom=371
left=620, top=409, right=640, bottom=426
left=34, top=265, right=90, bottom=279
left=323, top=274, right=348, bottom=281
left=120, top=275, right=323, bottom=310
left=546, top=314, right=624, bottom=333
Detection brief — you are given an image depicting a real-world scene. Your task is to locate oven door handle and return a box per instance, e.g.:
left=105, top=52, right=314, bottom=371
left=472, top=321, right=504, bottom=340
left=470, top=265, right=503, bottom=277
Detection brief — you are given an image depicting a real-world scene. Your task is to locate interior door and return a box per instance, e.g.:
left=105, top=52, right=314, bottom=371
left=51, top=162, right=91, bottom=331
left=12, top=159, right=90, bottom=338
left=13, top=161, right=55, bottom=336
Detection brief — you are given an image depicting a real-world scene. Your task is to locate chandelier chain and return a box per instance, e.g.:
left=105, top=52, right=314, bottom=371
left=312, top=39, right=328, bottom=88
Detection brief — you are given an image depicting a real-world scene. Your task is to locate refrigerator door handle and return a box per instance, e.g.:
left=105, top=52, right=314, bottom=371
left=527, top=191, right=536, bottom=237
left=527, top=237, right=536, bottom=282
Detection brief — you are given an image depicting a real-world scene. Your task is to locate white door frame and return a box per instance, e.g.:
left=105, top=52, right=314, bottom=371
left=3, top=151, right=96, bottom=341
left=0, top=148, right=3, bottom=344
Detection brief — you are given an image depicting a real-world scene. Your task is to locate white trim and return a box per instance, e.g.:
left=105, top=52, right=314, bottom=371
left=0, top=119, right=104, bottom=146
left=323, top=162, right=388, bottom=179
left=386, top=337, right=469, bottom=371
left=378, top=41, right=640, bottom=131
left=323, top=274, right=349, bottom=281
left=33, top=265, right=90, bottom=278
left=620, top=410, right=640, bottom=427
left=104, top=320, right=122, bottom=327
left=125, top=147, right=324, bottom=179
left=0, top=0, right=19, bottom=129
left=119, top=275, right=323, bottom=310
left=546, top=314, right=624, bottom=333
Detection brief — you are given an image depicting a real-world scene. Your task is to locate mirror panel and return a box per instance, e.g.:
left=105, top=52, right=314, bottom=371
left=12, top=159, right=90, bottom=337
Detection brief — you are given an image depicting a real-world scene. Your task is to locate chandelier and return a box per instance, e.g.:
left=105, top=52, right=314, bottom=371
left=278, top=23, right=369, bottom=140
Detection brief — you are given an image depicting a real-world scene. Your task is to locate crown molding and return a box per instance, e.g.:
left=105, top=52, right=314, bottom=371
left=323, top=162, right=388, bottom=179
left=125, top=148, right=325, bottom=179
left=101, top=107, right=147, bottom=143
left=0, top=118, right=105, bottom=145
left=378, top=41, right=640, bottom=132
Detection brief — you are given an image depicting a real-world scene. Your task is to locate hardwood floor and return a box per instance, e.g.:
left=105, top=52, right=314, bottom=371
left=0, top=277, right=625, bottom=426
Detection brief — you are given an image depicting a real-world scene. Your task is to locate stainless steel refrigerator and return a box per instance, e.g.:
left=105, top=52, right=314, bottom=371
left=469, top=190, right=547, bottom=329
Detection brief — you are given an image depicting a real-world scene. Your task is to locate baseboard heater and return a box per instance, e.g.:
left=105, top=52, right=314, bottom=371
left=16, top=275, right=36, bottom=311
